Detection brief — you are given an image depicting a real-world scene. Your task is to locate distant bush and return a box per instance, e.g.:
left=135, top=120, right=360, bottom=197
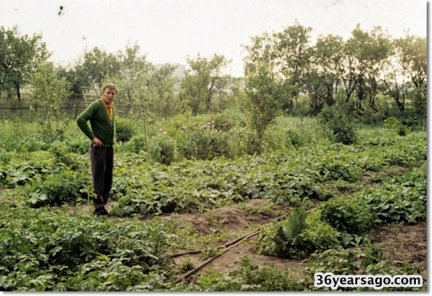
left=179, top=129, right=231, bottom=160
left=383, top=116, right=407, bottom=136
left=317, top=106, right=357, bottom=145
left=150, top=136, right=177, bottom=165
left=116, top=118, right=137, bottom=143
left=320, top=196, right=376, bottom=235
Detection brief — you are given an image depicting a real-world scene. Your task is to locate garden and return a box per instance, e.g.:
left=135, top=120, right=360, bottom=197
left=0, top=112, right=427, bottom=291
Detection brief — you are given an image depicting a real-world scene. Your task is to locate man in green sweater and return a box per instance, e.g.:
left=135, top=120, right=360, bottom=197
left=77, top=83, right=118, bottom=216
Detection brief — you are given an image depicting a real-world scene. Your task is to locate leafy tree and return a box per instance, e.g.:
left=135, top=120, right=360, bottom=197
left=110, top=43, right=154, bottom=115
left=180, top=54, right=230, bottom=115
left=149, top=64, right=179, bottom=120
left=244, top=23, right=313, bottom=112
left=245, top=63, right=280, bottom=151
left=0, top=26, right=49, bottom=100
left=75, top=47, right=121, bottom=96
left=28, top=62, right=71, bottom=142
left=243, top=32, right=276, bottom=75
left=56, top=66, right=86, bottom=100
left=273, top=23, right=313, bottom=103
left=395, top=35, right=427, bottom=89
left=306, top=35, right=345, bottom=113
left=345, top=25, right=392, bottom=111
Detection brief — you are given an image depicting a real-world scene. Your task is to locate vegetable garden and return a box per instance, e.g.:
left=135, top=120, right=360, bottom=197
left=0, top=114, right=427, bottom=291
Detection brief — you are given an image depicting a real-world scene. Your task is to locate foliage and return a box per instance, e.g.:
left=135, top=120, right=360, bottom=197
left=364, top=163, right=426, bottom=224
left=28, top=62, right=71, bottom=142
left=0, top=117, right=426, bottom=291
left=180, top=54, right=230, bottom=115
left=0, top=26, right=49, bottom=99
left=0, top=208, right=172, bottom=291
left=115, top=117, right=137, bottom=143
left=149, top=135, right=177, bottom=165
left=318, top=105, right=357, bottom=144
left=320, top=196, right=376, bottom=235
left=27, top=170, right=89, bottom=207
left=256, top=208, right=341, bottom=259
left=245, top=63, right=281, bottom=150
left=195, top=257, right=301, bottom=291
left=383, top=116, right=407, bottom=136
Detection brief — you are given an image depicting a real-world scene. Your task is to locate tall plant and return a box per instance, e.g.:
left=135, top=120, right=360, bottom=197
left=29, top=62, right=71, bottom=142
left=245, top=63, right=281, bottom=152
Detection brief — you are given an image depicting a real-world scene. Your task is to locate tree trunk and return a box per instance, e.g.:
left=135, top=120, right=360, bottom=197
left=15, top=82, right=21, bottom=101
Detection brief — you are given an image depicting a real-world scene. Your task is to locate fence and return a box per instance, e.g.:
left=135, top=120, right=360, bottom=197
left=0, top=99, right=90, bottom=121
left=0, top=98, right=135, bottom=122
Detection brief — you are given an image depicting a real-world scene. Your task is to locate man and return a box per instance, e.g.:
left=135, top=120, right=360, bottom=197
left=77, top=83, right=117, bottom=216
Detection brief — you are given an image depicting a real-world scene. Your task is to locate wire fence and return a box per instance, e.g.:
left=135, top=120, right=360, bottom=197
left=0, top=98, right=132, bottom=122
left=0, top=99, right=87, bottom=121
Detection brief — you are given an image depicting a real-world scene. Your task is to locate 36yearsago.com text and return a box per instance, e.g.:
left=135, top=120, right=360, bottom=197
left=314, top=272, right=423, bottom=290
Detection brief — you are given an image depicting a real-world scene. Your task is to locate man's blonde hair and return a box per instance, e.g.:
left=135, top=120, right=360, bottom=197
left=101, top=83, right=118, bottom=95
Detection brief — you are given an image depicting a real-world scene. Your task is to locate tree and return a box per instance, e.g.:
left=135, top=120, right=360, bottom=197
left=273, top=23, right=313, bottom=103
left=245, top=63, right=280, bottom=152
left=75, top=47, right=121, bottom=96
left=244, top=23, right=313, bottom=112
left=149, top=64, right=179, bottom=120
left=345, top=25, right=392, bottom=111
left=0, top=26, right=49, bottom=100
left=180, top=54, right=230, bottom=115
left=29, top=62, right=71, bottom=142
left=109, top=43, right=154, bottom=116
left=306, top=35, right=345, bottom=112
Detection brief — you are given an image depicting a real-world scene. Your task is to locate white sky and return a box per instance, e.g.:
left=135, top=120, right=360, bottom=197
left=0, top=0, right=427, bottom=77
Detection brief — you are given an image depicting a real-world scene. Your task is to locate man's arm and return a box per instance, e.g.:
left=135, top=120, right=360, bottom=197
left=76, top=104, right=96, bottom=141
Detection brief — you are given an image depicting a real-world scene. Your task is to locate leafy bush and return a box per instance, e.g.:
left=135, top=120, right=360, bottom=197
left=383, top=116, right=401, bottom=130
left=116, top=118, right=137, bottom=143
left=383, top=116, right=408, bottom=136
left=179, top=129, right=231, bottom=160
left=318, top=105, right=357, bottom=145
left=320, top=196, right=376, bottom=235
left=150, top=136, right=177, bottom=165
left=119, top=134, right=148, bottom=153
left=256, top=208, right=341, bottom=259
left=28, top=170, right=89, bottom=207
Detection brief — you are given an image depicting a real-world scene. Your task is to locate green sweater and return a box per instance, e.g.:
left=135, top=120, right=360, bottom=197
left=76, top=99, right=116, bottom=147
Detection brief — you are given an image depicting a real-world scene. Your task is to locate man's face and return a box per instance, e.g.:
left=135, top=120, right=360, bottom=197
left=102, top=88, right=117, bottom=104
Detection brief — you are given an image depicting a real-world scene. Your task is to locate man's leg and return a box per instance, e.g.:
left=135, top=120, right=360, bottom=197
left=90, top=145, right=108, bottom=215
left=102, top=147, right=114, bottom=205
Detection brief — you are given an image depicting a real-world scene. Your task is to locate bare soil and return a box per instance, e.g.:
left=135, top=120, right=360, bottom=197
left=160, top=199, right=427, bottom=284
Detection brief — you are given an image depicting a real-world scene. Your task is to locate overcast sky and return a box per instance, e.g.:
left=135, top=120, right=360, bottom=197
left=0, top=0, right=427, bottom=76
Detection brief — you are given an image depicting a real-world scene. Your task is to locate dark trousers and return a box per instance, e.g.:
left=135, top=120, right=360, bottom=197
left=90, top=145, right=114, bottom=211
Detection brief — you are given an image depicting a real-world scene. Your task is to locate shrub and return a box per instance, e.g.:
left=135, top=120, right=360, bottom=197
left=119, top=134, right=147, bottom=153
left=179, top=130, right=231, bottom=160
left=320, top=196, right=376, bottom=235
left=28, top=170, right=89, bottom=207
left=116, top=118, right=136, bottom=143
left=383, top=116, right=408, bottom=136
left=256, top=208, right=341, bottom=259
left=317, top=106, right=357, bottom=145
left=150, top=136, right=177, bottom=165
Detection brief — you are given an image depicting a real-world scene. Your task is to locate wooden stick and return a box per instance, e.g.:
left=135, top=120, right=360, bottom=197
left=174, top=230, right=261, bottom=284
